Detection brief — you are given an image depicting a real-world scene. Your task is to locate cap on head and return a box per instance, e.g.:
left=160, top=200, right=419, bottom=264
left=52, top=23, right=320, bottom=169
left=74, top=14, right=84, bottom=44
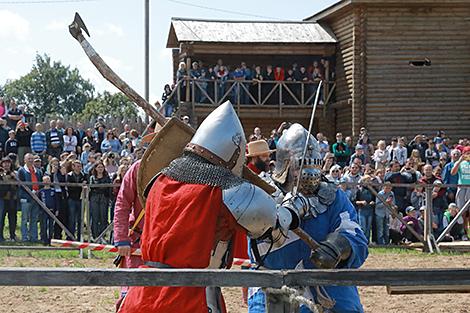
left=405, top=206, right=416, bottom=214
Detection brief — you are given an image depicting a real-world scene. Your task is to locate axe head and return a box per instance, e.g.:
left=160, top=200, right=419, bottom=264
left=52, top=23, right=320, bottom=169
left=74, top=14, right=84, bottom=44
left=69, top=12, right=90, bottom=40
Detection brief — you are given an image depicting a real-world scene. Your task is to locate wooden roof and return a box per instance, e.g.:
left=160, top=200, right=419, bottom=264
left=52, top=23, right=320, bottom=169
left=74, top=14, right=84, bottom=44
left=166, top=18, right=337, bottom=48
left=306, top=0, right=470, bottom=21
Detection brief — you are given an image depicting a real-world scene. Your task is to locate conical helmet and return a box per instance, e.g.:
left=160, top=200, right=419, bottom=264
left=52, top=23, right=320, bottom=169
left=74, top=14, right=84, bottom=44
left=185, top=101, right=246, bottom=176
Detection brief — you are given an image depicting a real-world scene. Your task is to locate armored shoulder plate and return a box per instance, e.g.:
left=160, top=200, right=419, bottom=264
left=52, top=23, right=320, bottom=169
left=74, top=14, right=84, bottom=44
left=222, top=182, right=277, bottom=239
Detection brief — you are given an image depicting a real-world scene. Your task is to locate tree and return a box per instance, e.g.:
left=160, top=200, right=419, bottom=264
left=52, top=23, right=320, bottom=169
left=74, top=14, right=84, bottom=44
left=3, top=54, right=95, bottom=118
left=77, top=91, right=138, bottom=121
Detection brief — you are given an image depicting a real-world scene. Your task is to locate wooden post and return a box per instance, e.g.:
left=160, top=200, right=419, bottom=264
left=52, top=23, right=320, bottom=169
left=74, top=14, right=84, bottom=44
left=258, top=81, right=262, bottom=106
left=278, top=83, right=283, bottom=117
left=214, top=80, right=218, bottom=104
left=424, top=187, right=433, bottom=250
left=80, top=185, right=85, bottom=259
left=237, top=82, right=241, bottom=114
left=84, top=186, right=92, bottom=259
left=301, top=83, right=305, bottom=106
left=185, top=58, right=191, bottom=102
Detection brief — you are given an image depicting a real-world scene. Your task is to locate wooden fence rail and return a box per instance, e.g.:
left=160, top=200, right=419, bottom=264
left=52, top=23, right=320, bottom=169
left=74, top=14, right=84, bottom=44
left=0, top=268, right=469, bottom=287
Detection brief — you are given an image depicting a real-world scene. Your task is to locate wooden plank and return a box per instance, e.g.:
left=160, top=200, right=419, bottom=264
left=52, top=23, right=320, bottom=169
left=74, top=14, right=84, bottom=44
left=387, top=285, right=470, bottom=295
left=0, top=268, right=469, bottom=287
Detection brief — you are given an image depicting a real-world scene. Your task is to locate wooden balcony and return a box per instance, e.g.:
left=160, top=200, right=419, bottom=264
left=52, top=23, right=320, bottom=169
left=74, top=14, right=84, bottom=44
left=161, top=78, right=335, bottom=123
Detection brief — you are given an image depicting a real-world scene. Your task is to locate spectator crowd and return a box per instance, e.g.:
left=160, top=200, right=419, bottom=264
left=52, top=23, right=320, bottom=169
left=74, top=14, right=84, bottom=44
left=0, top=94, right=469, bottom=247
left=0, top=96, right=148, bottom=244
left=162, top=58, right=334, bottom=116
left=246, top=124, right=470, bottom=245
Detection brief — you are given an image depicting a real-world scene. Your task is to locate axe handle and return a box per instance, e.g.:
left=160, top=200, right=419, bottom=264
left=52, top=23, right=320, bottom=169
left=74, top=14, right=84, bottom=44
left=76, top=34, right=167, bottom=127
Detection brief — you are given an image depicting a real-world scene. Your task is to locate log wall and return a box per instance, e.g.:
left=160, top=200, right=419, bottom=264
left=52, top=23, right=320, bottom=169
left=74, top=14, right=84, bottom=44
left=364, top=5, right=470, bottom=141
left=320, top=10, right=355, bottom=137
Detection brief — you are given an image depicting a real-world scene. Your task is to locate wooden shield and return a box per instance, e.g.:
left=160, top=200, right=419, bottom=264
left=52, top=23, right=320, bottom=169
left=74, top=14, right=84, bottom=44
left=137, top=117, right=194, bottom=206
left=137, top=118, right=276, bottom=206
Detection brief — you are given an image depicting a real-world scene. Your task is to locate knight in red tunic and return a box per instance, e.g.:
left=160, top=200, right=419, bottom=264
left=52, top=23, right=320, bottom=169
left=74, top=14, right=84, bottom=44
left=118, top=101, right=306, bottom=313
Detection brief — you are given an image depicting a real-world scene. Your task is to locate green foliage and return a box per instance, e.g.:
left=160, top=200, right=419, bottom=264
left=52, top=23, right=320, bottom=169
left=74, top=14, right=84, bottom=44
left=77, top=91, right=138, bottom=121
left=2, top=53, right=95, bottom=118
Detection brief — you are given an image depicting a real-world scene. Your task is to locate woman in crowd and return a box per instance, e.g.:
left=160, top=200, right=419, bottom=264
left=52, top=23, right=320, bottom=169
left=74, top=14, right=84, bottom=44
left=326, top=164, right=342, bottom=185
left=89, top=161, right=112, bottom=240
left=110, top=163, right=130, bottom=230
left=372, top=140, right=389, bottom=170
left=82, top=128, right=97, bottom=151
left=410, top=149, right=423, bottom=169
left=0, top=98, right=6, bottom=118
left=161, top=84, right=174, bottom=117
left=63, top=127, right=78, bottom=153
left=15, top=121, right=33, bottom=165
left=120, top=139, right=134, bottom=159
left=0, top=157, right=18, bottom=241
left=101, top=131, right=121, bottom=154
left=103, top=152, right=119, bottom=176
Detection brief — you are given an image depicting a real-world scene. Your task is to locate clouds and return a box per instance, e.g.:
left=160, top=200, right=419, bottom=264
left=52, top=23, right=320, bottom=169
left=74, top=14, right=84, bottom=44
left=45, top=19, right=68, bottom=32
left=0, top=10, right=30, bottom=41
left=95, top=23, right=125, bottom=38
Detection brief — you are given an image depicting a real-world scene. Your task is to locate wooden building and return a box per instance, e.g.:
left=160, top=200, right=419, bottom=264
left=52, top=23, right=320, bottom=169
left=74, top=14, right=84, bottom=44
left=166, top=18, right=337, bottom=136
left=167, top=1, right=470, bottom=141
left=307, top=0, right=470, bottom=141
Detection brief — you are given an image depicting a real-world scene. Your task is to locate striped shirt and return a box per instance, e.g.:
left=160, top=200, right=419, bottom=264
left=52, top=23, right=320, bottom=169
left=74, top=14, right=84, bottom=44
left=31, top=131, right=47, bottom=153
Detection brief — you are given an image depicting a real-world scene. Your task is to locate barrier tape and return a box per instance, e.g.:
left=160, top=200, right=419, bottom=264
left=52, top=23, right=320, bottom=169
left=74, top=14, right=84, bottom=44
left=51, top=239, right=255, bottom=267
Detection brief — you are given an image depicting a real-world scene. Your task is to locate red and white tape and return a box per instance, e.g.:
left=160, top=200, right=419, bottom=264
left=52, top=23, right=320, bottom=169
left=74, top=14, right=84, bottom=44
left=51, top=239, right=142, bottom=255
left=51, top=239, right=255, bottom=267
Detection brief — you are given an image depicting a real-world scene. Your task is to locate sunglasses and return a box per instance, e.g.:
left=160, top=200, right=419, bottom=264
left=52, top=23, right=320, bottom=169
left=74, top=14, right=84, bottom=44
left=332, top=170, right=340, bottom=173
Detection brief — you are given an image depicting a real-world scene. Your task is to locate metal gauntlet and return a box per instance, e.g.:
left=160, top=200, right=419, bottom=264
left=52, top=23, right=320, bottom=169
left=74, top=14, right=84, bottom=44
left=281, top=193, right=310, bottom=224
left=310, top=232, right=352, bottom=269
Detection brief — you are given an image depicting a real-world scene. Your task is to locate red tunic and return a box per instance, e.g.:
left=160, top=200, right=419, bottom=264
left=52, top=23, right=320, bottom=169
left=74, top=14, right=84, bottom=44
left=118, top=175, right=241, bottom=313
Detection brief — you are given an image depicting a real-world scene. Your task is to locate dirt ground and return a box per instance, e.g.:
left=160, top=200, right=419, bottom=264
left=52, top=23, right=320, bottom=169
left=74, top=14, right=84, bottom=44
left=0, top=249, right=468, bottom=313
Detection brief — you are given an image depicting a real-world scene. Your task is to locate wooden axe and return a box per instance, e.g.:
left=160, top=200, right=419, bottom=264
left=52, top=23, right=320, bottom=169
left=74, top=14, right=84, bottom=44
left=68, top=13, right=275, bottom=197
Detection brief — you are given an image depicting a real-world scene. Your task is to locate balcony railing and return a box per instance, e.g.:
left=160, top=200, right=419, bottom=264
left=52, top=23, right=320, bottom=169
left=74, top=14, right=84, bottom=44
left=160, top=78, right=336, bottom=115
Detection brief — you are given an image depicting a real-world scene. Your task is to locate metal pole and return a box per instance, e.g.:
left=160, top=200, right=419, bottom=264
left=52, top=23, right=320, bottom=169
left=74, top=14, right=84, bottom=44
left=144, top=0, right=150, bottom=123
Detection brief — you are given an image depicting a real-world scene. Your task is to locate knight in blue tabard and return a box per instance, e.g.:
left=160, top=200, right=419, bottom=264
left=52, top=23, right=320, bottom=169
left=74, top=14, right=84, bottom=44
left=248, top=123, right=369, bottom=313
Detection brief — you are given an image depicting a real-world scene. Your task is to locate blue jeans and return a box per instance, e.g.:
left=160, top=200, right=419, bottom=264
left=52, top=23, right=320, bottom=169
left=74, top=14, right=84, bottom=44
left=375, top=215, right=389, bottom=245
left=164, top=103, right=174, bottom=117
left=68, top=199, right=82, bottom=240
left=358, top=208, right=373, bottom=243
left=39, top=211, right=54, bottom=244
left=20, top=199, right=39, bottom=242
left=0, top=199, right=5, bottom=240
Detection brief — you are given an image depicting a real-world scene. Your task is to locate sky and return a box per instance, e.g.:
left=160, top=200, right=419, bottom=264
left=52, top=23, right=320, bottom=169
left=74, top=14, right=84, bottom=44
left=0, top=0, right=337, bottom=104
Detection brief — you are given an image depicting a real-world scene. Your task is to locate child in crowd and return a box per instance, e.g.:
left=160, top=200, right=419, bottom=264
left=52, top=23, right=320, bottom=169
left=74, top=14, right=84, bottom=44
left=375, top=182, right=395, bottom=245
left=38, top=175, right=57, bottom=244
left=442, top=203, right=465, bottom=241
left=410, top=184, right=425, bottom=211
left=5, top=130, right=18, bottom=156
left=80, top=143, right=92, bottom=166
left=400, top=206, right=422, bottom=243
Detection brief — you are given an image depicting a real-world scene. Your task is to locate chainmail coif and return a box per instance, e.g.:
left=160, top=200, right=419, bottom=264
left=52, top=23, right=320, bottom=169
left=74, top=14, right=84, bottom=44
left=161, top=152, right=245, bottom=190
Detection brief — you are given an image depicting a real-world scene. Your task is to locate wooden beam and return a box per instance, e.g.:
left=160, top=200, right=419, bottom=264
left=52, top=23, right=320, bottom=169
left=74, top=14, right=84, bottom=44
left=0, top=268, right=469, bottom=287
left=387, top=285, right=470, bottom=295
